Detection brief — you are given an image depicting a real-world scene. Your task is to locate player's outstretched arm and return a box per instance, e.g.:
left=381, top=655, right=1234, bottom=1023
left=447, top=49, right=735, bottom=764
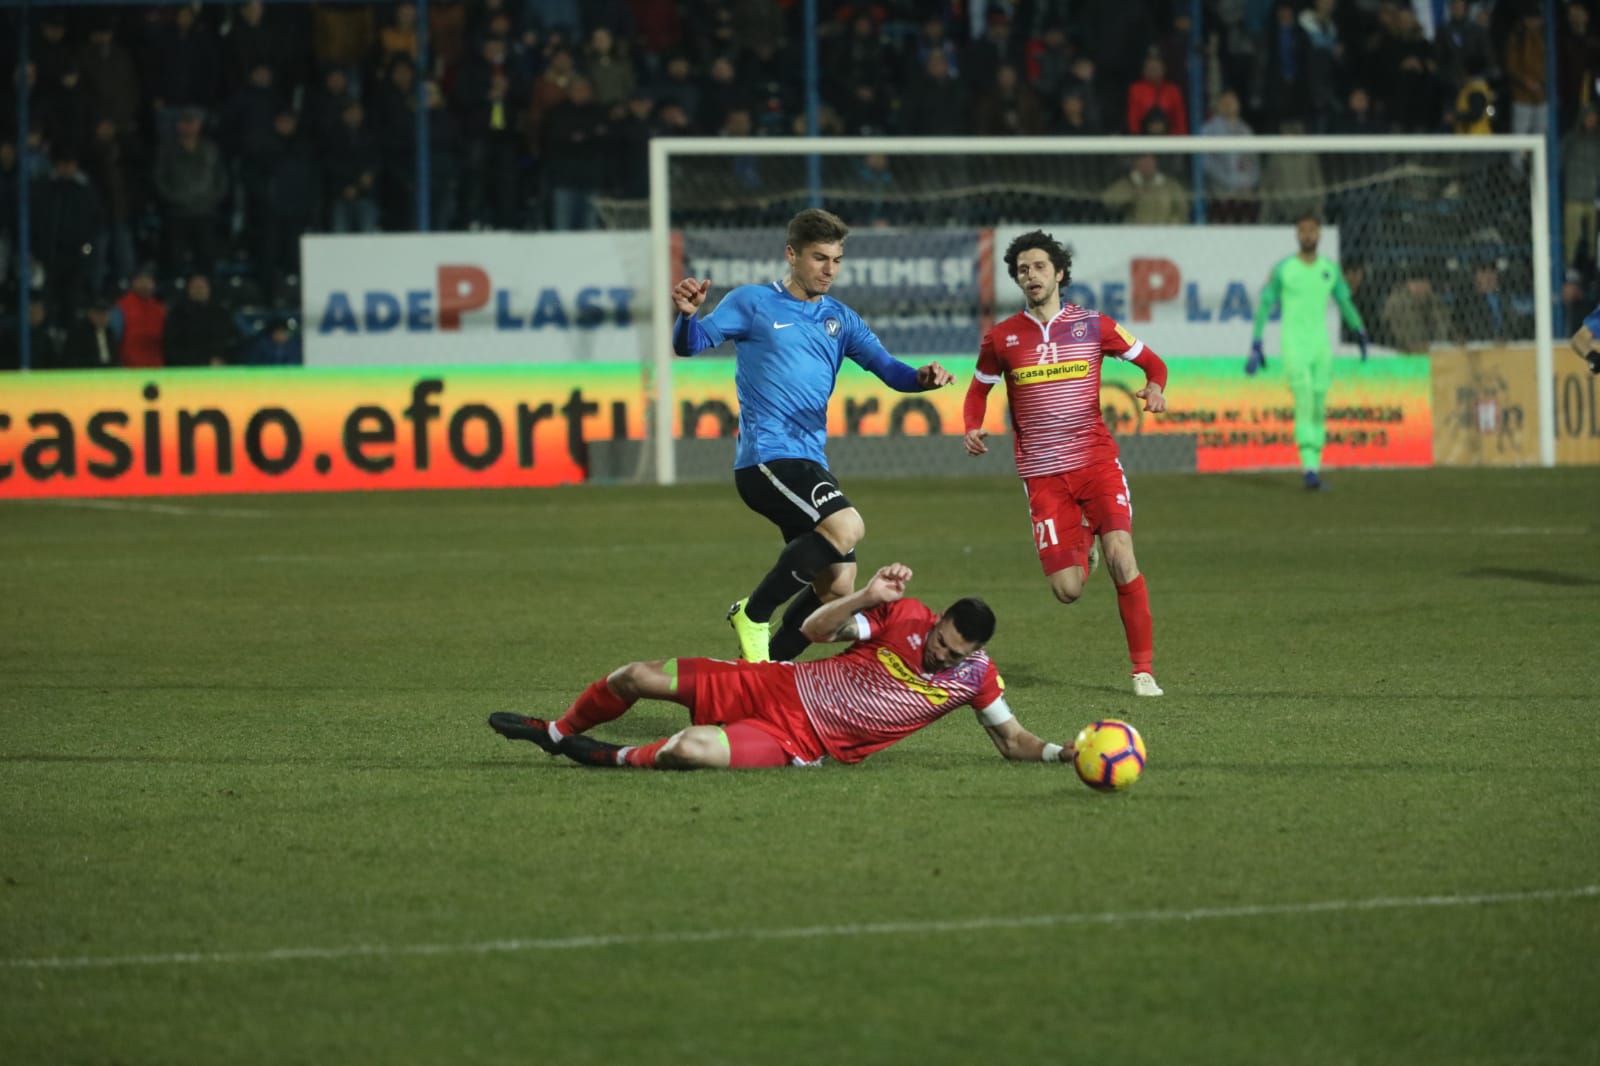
left=799, top=563, right=912, bottom=644
left=980, top=711, right=1077, bottom=766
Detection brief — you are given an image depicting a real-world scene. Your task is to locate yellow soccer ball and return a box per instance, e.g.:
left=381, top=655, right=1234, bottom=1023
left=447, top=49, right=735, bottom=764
left=1073, top=719, right=1147, bottom=791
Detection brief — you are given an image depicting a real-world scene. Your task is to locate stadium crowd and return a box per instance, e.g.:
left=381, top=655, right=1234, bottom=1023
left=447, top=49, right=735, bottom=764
left=1, top=0, right=1596, bottom=368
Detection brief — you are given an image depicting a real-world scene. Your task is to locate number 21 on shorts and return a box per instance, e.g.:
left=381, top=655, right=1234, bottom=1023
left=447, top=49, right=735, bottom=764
left=1034, top=518, right=1059, bottom=550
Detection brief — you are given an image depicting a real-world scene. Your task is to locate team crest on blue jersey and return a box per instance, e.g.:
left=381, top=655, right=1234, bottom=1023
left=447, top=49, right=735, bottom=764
left=824, top=317, right=842, bottom=337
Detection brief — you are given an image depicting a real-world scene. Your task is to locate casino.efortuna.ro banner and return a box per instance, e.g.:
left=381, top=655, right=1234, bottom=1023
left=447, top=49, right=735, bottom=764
left=0, top=358, right=1429, bottom=498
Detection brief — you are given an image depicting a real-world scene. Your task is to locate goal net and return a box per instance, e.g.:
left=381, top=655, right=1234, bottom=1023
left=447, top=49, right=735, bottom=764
left=641, top=135, right=1553, bottom=484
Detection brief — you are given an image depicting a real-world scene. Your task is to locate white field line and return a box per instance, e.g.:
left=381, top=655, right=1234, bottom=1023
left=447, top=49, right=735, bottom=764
left=32, top=499, right=273, bottom=519
left=4, top=884, right=1595, bottom=972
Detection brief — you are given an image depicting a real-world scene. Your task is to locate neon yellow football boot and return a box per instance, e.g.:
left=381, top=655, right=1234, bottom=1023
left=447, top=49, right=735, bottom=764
left=726, top=598, right=771, bottom=663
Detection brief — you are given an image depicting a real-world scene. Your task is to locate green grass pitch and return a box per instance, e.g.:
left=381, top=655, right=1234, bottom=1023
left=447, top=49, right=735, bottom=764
left=2, top=468, right=1597, bottom=1065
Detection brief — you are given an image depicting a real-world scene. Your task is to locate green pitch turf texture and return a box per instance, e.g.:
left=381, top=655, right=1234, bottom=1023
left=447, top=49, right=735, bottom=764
left=2, top=468, right=1597, bottom=1066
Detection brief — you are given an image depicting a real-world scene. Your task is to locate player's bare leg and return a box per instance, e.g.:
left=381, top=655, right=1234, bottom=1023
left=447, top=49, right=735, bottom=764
left=1101, top=531, right=1161, bottom=696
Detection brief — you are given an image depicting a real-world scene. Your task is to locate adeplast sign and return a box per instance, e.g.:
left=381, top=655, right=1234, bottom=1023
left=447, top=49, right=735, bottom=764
left=990, top=225, right=1346, bottom=357
left=302, top=233, right=652, bottom=366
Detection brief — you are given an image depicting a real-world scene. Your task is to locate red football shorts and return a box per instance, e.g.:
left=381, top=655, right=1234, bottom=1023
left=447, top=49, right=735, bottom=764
left=671, top=658, right=827, bottom=767
left=1024, top=461, right=1134, bottom=575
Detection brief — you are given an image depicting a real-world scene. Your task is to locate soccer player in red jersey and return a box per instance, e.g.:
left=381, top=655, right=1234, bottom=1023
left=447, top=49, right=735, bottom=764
left=488, top=563, right=1079, bottom=770
left=963, top=230, right=1169, bottom=697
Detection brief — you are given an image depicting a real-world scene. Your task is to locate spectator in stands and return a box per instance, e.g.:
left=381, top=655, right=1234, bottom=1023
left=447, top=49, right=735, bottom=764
left=1296, top=0, right=1344, bottom=131
left=33, top=12, right=74, bottom=90
left=326, top=102, right=382, bottom=234
left=1332, top=85, right=1389, bottom=135
left=148, top=5, right=222, bottom=128
left=1452, top=261, right=1531, bottom=344
left=527, top=47, right=578, bottom=146
left=370, top=56, right=418, bottom=226
left=1258, top=119, right=1327, bottom=223
left=525, top=0, right=583, bottom=41
left=243, top=315, right=303, bottom=366
left=378, top=3, right=421, bottom=66
left=223, top=1, right=298, bottom=94
left=830, top=15, right=889, bottom=106
left=457, top=36, right=531, bottom=230
left=1341, top=260, right=1383, bottom=345
left=696, top=56, right=748, bottom=135
left=1557, top=3, right=1600, bottom=133
left=32, top=148, right=105, bottom=326
left=305, top=67, right=356, bottom=158
left=253, top=110, right=319, bottom=298
left=1059, top=56, right=1106, bottom=134
left=421, top=82, right=462, bottom=230
left=1127, top=54, right=1187, bottom=135
left=224, top=63, right=288, bottom=236
left=1024, top=22, right=1076, bottom=104
left=541, top=76, right=609, bottom=230
left=112, top=264, right=166, bottom=369
left=1504, top=7, right=1547, bottom=136
left=1050, top=91, right=1095, bottom=136
left=311, top=1, right=375, bottom=72
left=1376, top=7, right=1438, bottom=133
left=974, top=63, right=1045, bottom=136
left=5, top=298, right=61, bottom=370
left=649, top=54, right=701, bottom=129
left=584, top=27, right=636, bottom=110
left=38, top=63, right=93, bottom=154
left=82, top=118, right=141, bottom=290
left=1381, top=267, right=1452, bottom=354
left=1435, top=0, right=1495, bottom=98
left=1102, top=153, right=1189, bottom=225
left=1254, top=2, right=1309, bottom=130
left=165, top=273, right=239, bottom=367
left=1200, top=89, right=1260, bottom=223
left=1453, top=58, right=1496, bottom=135
left=152, top=108, right=228, bottom=275
left=427, top=0, right=470, bottom=71
left=899, top=51, right=969, bottom=136
left=77, top=23, right=141, bottom=141
left=963, top=12, right=1018, bottom=93
left=610, top=90, right=658, bottom=200
left=909, top=16, right=961, bottom=81
left=1562, top=105, right=1600, bottom=272
left=57, top=298, right=118, bottom=369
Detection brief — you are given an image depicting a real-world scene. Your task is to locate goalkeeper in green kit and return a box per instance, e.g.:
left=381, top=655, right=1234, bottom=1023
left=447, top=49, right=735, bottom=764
left=1247, top=214, right=1370, bottom=491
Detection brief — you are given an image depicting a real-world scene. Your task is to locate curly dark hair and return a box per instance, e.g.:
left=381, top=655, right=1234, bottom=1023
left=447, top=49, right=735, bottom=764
left=1003, top=230, right=1072, bottom=287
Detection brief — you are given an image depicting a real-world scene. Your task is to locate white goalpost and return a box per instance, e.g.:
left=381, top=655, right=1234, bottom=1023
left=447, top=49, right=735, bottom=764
left=647, top=134, right=1554, bottom=485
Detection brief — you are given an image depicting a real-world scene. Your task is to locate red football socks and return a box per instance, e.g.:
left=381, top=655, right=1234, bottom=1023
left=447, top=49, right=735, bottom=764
left=555, top=678, right=631, bottom=736
left=621, top=738, right=671, bottom=768
left=1115, top=575, right=1154, bottom=674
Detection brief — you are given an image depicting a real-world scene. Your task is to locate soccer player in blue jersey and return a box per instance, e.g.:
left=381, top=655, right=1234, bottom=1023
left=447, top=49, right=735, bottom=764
left=672, top=208, right=955, bottom=663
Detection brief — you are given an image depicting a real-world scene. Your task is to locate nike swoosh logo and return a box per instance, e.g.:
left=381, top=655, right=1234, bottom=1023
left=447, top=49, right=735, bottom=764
left=773, top=322, right=795, bottom=329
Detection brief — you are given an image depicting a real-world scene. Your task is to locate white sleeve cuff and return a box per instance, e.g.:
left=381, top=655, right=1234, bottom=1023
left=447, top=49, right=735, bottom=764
left=975, top=696, right=1014, bottom=727
left=1121, top=340, right=1145, bottom=361
left=852, top=612, right=871, bottom=641
left=974, top=370, right=1003, bottom=384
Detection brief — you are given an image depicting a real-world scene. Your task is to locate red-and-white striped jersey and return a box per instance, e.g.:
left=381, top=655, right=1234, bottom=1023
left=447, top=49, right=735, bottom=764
left=793, top=598, right=1004, bottom=764
left=975, top=305, right=1147, bottom=477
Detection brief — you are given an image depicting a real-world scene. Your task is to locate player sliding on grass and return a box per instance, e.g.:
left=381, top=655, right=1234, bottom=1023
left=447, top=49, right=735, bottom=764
left=489, top=563, right=1078, bottom=771
left=963, top=230, right=1168, bottom=698
left=671, top=208, right=955, bottom=666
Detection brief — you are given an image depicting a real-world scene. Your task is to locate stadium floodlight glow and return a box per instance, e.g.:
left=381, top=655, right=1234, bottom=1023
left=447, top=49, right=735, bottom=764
left=648, top=134, right=1553, bottom=485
